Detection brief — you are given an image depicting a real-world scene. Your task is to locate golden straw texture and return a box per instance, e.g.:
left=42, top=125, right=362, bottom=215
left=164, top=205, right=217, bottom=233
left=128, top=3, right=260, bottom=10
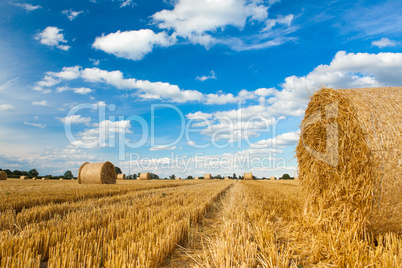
left=78, top=162, right=117, bottom=184
left=204, top=174, right=211, bottom=180
left=0, top=171, right=7, bottom=180
left=139, top=172, right=150, bottom=180
left=244, top=172, right=253, bottom=180
left=116, top=174, right=126, bottom=180
left=296, top=87, right=401, bottom=234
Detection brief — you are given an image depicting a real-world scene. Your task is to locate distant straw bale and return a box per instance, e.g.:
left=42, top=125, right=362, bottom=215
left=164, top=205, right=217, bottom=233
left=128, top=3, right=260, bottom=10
left=296, top=87, right=402, bottom=234
left=194, top=177, right=199, bottom=180
left=244, top=173, right=252, bottom=180
left=270, top=176, right=276, bottom=180
left=139, top=172, right=150, bottom=180
left=117, top=174, right=126, bottom=180
left=78, top=162, right=116, bottom=184
left=204, top=174, right=211, bottom=180
left=0, top=171, right=7, bottom=180
left=224, top=177, right=229, bottom=180
left=20, top=176, right=28, bottom=180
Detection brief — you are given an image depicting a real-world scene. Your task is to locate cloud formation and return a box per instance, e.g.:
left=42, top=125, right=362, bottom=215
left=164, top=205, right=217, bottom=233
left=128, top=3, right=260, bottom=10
left=35, top=27, right=70, bottom=51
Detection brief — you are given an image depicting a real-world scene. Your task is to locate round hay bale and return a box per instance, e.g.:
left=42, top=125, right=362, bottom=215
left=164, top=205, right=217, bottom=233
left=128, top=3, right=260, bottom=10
left=78, top=162, right=116, bottom=184
left=176, top=177, right=181, bottom=180
left=20, top=176, right=28, bottom=180
left=244, top=172, right=252, bottom=180
left=117, top=174, right=126, bottom=180
left=270, top=176, right=276, bottom=180
left=204, top=174, right=211, bottom=180
left=32, top=177, right=37, bottom=180
left=42, top=177, right=48, bottom=180
left=139, top=172, right=150, bottom=180
left=296, top=87, right=402, bottom=234
left=59, top=178, right=63, bottom=181
left=194, top=177, right=199, bottom=180
left=224, top=177, right=229, bottom=180
left=0, top=171, right=7, bottom=180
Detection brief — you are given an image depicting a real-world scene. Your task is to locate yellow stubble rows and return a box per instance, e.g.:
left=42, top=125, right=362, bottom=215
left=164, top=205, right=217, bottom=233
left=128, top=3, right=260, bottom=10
left=0, top=180, right=232, bottom=268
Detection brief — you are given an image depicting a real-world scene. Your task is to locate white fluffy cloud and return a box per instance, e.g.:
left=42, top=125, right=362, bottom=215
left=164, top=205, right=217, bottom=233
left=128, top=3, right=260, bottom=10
left=372, top=38, right=397, bottom=48
left=152, top=0, right=269, bottom=45
left=93, top=29, right=176, bottom=60
left=71, top=120, right=132, bottom=148
left=196, top=70, right=217, bottom=81
left=56, top=86, right=93, bottom=95
left=0, top=104, right=15, bottom=112
left=32, top=100, right=50, bottom=106
left=188, top=51, right=402, bottom=142
left=150, top=145, right=177, bottom=151
left=24, top=122, right=46, bottom=128
left=35, top=27, right=70, bottom=51
left=56, top=115, right=92, bottom=126
left=62, top=9, right=83, bottom=21
left=12, top=3, right=42, bottom=11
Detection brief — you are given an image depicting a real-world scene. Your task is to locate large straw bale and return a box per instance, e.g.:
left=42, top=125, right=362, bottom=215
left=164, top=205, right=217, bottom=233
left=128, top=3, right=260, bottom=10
left=194, top=177, right=199, bottom=180
left=270, top=176, right=276, bottom=180
left=204, top=174, right=211, bottom=180
left=117, top=174, right=126, bottom=180
left=139, top=172, right=150, bottom=180
left=32, top=177, right=37, bottom=180
left=176, top=177, right=181, bottom=180
left=244, top=172, right=253, bottom=180
left=78, top=162, right=116, bottom=184
left=224, top=177, right=229, bottom=180
left=42, top=177, right=48, bottom=180
left=296, top=87, right=401, bottom=234
left=0, top=171, right=7, bottom=180
left=20, top=176, right=28, bottom=180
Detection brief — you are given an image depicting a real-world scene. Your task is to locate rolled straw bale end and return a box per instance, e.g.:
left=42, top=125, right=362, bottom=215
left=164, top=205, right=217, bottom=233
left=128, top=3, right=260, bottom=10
left=78, top=161, right=116, bottom=184
left=32, top=177, right=37, bottom=180
left=244, top=172, right=252, bottom=180
left=20, top=176, right=28, bottom=180
left=194, top=177, right=199, bottom=180
left=204, top=174, right=211, bottom=180
left=117, top=174, right=126, bottom=180
left=0, top=171, right=7, bottom=180
left=42, top=177, right=48, bottom=180
left=296, top=87, right=402, bottom=234
left=139, top=172, right=150, bottom=180
left=270, top=176, right=276, bottom=180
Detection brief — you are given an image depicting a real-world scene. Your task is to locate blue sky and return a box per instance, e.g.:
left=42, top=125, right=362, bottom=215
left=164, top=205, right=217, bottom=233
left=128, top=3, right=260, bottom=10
left=0, top=0, right=401, bottom=178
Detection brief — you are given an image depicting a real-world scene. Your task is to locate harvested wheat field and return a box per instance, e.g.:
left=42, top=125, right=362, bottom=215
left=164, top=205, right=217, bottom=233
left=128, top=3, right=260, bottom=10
left=0, top=179, right=400, bottom=267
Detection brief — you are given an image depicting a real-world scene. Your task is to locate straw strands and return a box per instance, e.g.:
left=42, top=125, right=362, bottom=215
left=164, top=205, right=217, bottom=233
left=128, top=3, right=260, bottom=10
left=78, top=162, right=116, bottom=184
left=296, top=87, right=402, bottom=234
left=0, top=171, right=7, bottom=180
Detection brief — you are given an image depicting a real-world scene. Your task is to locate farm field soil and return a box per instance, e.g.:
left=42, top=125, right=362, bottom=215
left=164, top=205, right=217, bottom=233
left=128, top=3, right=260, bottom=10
left=0, top=179, right=401, bottom=267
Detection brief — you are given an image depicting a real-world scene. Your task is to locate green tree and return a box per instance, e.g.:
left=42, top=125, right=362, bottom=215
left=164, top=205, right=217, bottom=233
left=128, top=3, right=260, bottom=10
left=115, top=166, right=122, bottom=174
left=282, top=173, right=291, bottom=180
left=13, top=170, right=22, bottom=176
left=150, top=173, right=159, bottom=180
left=64, top=170, right=73, bottom=178
left=233, top=173, right=237, bottom=180
left=29, top=169, right=39, bottom=177
left=169, top=174, right=176, bottom=180
left=186, top=175, right=193, bottom=180
left=133, top=174, right=137, bottom=180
